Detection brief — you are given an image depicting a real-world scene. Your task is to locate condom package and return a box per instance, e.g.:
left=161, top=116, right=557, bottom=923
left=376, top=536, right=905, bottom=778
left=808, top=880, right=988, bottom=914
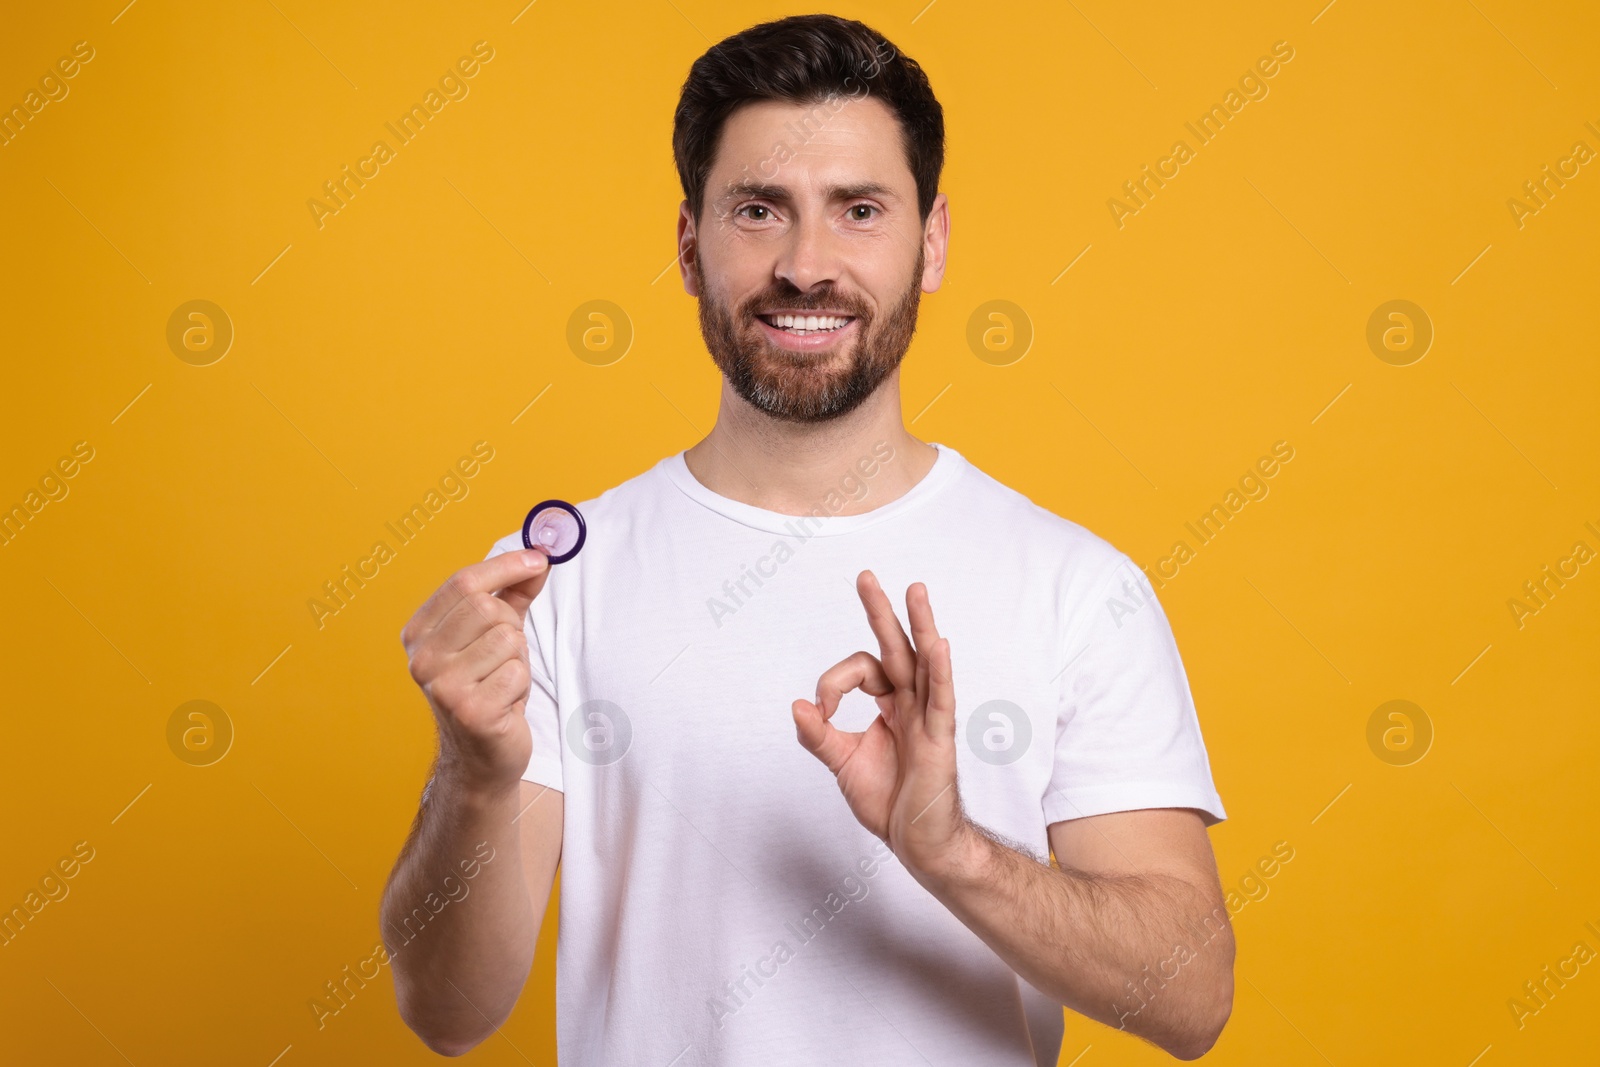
left=522, top=499, right=586, bottom=564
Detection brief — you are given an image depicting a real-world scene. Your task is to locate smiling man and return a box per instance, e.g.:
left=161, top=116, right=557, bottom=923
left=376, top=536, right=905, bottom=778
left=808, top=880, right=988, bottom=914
left=383, top=13, right=1232, bottom=1064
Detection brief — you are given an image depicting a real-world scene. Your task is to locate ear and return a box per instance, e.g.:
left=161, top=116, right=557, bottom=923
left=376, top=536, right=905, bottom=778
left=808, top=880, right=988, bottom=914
left=677, top=199, right=700, bottom=296
left=920, top=191, right=950, bottom=294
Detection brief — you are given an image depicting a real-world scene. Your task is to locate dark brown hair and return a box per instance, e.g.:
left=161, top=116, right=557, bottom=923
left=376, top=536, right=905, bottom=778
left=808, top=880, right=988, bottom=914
left=672, top=13, right=944, bottom=225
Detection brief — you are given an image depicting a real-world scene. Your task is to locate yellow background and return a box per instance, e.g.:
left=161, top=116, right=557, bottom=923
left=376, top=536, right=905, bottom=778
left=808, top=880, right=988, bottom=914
left=2, top=0, right=1597, bottom=1063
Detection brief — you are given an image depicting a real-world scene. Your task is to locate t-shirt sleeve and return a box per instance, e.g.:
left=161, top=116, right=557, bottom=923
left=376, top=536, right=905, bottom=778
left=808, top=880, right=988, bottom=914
left=482, top=538, right=564, bottom=794
left=1042, top=557, right=1225, bottom=827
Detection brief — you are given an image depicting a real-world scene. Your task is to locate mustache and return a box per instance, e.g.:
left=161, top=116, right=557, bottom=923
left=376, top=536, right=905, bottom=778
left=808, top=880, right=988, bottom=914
left=742, top=290, right=870, bottom=319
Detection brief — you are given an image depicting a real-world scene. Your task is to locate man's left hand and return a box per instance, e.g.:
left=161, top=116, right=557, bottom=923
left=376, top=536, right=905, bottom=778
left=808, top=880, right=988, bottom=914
left=792, top=569, right=971, bottom=884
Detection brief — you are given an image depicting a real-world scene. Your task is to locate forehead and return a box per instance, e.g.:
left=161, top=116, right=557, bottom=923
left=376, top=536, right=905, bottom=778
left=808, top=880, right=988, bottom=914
left=708, top=94, right=913, bottom=197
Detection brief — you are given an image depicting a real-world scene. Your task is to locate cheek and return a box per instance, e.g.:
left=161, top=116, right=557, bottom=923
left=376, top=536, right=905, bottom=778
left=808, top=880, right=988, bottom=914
left=698, top=251, right=766, bottom=307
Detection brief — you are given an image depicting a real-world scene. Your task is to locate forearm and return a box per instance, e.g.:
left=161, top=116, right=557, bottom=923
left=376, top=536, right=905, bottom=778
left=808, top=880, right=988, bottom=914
left=380, top=764, right=535, bottom=1055
left=912, top=821, right=1233, bottom=1059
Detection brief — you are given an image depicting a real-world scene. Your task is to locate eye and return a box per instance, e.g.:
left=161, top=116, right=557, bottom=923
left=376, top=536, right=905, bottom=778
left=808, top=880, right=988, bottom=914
left=736, top=204, right=774, bottom=221
left=848, top=204, right=879, bottom=221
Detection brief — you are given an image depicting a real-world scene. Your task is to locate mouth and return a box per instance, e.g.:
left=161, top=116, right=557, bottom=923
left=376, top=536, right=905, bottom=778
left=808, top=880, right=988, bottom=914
left=755, top=312, right=857, bottom=336
left=753, top=311, right=860, bottom=354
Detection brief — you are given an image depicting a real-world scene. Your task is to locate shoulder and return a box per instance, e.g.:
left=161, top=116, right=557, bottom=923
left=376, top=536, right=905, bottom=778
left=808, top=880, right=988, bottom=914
left=952, top=450, right=1134, bottom=594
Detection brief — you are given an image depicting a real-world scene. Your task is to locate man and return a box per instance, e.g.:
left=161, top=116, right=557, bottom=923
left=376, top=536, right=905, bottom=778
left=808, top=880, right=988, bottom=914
left=383, top=13, right=1232, bottom=1064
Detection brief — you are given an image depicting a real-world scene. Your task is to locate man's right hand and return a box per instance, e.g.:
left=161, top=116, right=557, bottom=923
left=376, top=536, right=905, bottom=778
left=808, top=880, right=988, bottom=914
left=400, top=548, right=552, bottom=790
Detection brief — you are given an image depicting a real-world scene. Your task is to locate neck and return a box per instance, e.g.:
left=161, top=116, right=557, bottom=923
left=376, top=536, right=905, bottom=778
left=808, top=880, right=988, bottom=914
left=682, top=368, right=939, bottom=516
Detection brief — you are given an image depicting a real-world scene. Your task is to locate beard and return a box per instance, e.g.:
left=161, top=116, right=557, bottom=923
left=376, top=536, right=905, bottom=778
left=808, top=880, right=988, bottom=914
left=693, top=246, right=925, bottom=424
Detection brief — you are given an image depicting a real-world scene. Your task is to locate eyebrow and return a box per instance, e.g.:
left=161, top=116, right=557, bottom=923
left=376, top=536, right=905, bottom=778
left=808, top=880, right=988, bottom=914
left=716, top=180, right=900, bottom=206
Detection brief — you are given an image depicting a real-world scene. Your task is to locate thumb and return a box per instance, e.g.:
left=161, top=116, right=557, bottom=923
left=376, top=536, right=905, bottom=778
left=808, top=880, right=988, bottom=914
left=793, top=698, right=851, bottom=774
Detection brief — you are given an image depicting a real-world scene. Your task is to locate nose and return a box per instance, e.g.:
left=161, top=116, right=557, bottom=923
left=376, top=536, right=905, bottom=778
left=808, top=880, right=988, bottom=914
left=773, top=211, right=842, bottom=295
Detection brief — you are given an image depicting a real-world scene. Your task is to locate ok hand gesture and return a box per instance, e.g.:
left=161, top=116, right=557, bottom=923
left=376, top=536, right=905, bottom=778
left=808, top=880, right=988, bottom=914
left=792, top=570, right=967, bottom=881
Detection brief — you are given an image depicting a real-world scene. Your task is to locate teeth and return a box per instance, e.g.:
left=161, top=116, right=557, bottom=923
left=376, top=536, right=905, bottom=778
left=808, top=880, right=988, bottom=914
left=763, top=313, right=852, bottom=332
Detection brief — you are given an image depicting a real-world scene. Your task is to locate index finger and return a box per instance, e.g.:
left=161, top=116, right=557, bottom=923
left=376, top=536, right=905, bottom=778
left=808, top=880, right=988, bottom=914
left=855, top=569, right=916, bottom=688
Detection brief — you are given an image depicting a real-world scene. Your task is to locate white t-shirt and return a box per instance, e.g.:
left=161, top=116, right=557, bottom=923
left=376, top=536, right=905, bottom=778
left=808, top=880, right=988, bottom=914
left=483, top=440, right=1226, bottom=1066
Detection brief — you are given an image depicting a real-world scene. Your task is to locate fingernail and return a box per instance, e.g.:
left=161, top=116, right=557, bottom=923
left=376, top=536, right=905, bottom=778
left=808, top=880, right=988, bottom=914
left=523, top=549, right=547, bottom=569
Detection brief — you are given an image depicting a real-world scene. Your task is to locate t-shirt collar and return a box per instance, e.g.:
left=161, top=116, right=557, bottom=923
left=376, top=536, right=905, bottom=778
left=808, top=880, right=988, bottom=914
left=659, top=440, right=966, bottom=536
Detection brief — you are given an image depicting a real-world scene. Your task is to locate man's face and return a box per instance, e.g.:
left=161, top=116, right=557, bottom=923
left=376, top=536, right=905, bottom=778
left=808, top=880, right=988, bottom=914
left=680, top=94, right=946, bottom=423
